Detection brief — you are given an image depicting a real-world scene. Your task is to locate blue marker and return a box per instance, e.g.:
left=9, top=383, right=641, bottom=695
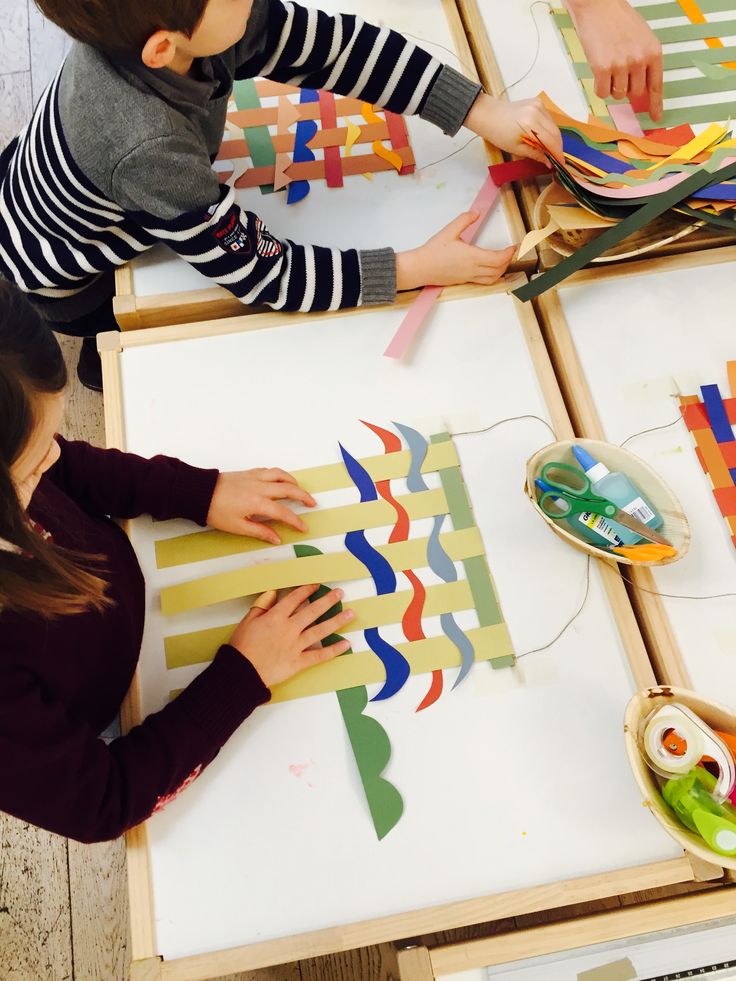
left=535, top=478, right=623, bottom=548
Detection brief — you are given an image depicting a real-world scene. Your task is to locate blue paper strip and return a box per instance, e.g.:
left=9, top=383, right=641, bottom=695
left=702, top=384, right=735, bottom=443
left=339, top=444, right=378, bottom=502
left=394, top=423, right=429, bottom=492
left=363, top=627, right=411, bottom=701
left=562, top=134, right=631, bottom=175
left=287, top=89, right=319, bottom=205
left=344, top=530, right=397, bottom=595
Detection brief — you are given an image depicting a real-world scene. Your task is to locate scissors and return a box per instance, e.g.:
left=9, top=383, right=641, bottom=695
left=537, top=462, right=672, bottom=547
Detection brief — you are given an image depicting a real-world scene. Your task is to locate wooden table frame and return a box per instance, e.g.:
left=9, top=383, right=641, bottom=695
left=533, top=245, right=736, bottom=689
left=100, top=277, right=712, bottom=980
left=395, top=884, right=736, bottom=979
left=455, top=0, right=736, bottom=269
left=112, top=0, right=530, bottom=332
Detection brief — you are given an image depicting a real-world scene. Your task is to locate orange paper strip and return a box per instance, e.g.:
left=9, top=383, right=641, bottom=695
left=234, top=147, right=415, bottom=189
left=228, top=97, right=365, bottom=129
left=691, top=426, right=735, bottom=488
left=728, top=361, right=736, bottom=398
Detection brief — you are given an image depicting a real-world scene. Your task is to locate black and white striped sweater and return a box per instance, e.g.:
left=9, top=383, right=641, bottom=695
left=0, top=0, right=481, bottom=322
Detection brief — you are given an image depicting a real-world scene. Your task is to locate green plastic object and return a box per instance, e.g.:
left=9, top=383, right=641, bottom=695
left=663, top=767, right=736, bottom=856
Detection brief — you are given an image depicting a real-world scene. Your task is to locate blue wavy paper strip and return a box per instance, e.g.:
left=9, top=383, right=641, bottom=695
left=427, top=509, right=475, bottom=689
left=393, top=422, right=429, bottom=492
left=344, top=529, right=396, bottom=595
left=339, top=443, right=378, bottom=502
left=340, top=442, right=408, bottom=701
left=287, top=89, right=318, bottom=205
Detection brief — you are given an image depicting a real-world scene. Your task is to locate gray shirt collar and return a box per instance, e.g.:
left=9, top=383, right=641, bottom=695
left=112, top=55, right=226, bottom=110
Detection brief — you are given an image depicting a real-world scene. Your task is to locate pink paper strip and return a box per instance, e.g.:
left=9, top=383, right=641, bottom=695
left=383, top=175, right=500, bottom=359
left=609, top=102, right=645, bottom=137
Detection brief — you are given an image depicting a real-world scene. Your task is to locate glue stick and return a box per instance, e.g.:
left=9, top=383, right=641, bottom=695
left=572, top=446, right=664, bottom=546
left=535, top=479, right=623, bottom=548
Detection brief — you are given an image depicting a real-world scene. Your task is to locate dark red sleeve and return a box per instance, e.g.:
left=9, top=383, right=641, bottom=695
left=48, top=436, right=219, bottom=526
left=0, top=646, right=270, bottom=843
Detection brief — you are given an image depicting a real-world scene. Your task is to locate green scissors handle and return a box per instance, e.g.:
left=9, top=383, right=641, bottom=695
left=538, top=461, right=618, bottom=521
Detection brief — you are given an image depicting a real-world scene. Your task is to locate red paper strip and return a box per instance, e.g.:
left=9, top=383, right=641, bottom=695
left=489, top=159, right=548, bottom=186
left=714, top=485, right=736, bottom=515
left=318, top=90, right=343, bottom=189
left=682, top=398, right=736, bottom=429
left=644, top=124, right=696, bottom=146
left=719, top=441, right=736, bottom=467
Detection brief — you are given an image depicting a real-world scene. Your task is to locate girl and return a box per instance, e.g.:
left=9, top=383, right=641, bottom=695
left=0, top=278, right=354, bottom=842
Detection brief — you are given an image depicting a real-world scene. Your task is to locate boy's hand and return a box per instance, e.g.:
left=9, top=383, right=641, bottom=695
left=396, top=213, right=516, bottom=291
left=565, top=0, right=663, bottom=121
left=207, top=469, right=316, bottom=545
left=229, top=585, right=355, bottom=688
left=464, top=93, right=563, bottom=166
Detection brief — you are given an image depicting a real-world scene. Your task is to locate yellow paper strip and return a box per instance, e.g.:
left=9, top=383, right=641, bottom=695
left=170, top=623, right=514, bottom=704
left=562, top=27, right=587, bottom=65
left=517, top=218, right=559, bottom=259
left=164, top=580, right=474, bottom=669
left=641, top=122, right=726, bottom=172
left=270, top=624, right=514, bottom=702
left=156, top=488, right=448, bottom=569
left=289, top=440, right=459, bottom=495
left=580, top=77, right=610, bottom=119
left=161, top=527, right=484, bottom=616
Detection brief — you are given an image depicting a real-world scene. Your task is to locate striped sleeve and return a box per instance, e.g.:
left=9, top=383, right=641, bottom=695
left=235, top=0, right=482, bottom=134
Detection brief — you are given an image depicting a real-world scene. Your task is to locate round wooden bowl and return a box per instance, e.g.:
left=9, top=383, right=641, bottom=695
left=534, top=181, right=703, bottom=263
left=525, top=439, right=690, bottom=566
left=625, top=687, right=736, bottom=870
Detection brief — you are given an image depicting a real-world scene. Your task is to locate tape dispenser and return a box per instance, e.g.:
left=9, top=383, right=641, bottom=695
left=641, top=703, right=736, bottom=804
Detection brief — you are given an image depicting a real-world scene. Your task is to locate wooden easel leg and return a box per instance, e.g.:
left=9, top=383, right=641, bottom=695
left=396, top=942, right=434, bottom=981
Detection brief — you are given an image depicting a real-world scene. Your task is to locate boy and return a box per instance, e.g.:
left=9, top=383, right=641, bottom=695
left=1, top=0, right=562, bottom=390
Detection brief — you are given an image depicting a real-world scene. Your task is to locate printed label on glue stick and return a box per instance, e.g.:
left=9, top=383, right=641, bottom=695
left=578, top=511, right=622, bottom=546
left=623, top=497, right=656, bottom=525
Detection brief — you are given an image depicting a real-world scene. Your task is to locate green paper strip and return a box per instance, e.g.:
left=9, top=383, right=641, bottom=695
left=676, top=202, right=736, bottom=227
left=637, top=103, right=735, bottom=129
left=513, top=157, right=736, bottom=301
left=554, top=1, right=736, bottom=27
left=430, top=435, right=509, bottom=667
left=572, top=47, right=736, bottom=78
left=337, top=685, right=403, bottom=839
left=233, top=78, right=276, bottom=194
left=692, top=56, right=736, bottom=80
left=298, top=549, right=403, bottom=841
left=164, top=580, right=473, bottom=669
left=156, top=488, right=448, bottom=569
left=661, top=72, right=736, bottom=98
left=160, top=526, right=485, bottom=615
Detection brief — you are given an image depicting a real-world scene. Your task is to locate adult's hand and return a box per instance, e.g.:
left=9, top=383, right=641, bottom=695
left=566, top=0, right=663, bottom=121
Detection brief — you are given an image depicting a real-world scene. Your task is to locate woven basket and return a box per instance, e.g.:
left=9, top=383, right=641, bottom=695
left=525, top=439, right=690, bottom=566
left=534, top=181, right=703, bottom=263
left=625, top=687, right=736, bottom=870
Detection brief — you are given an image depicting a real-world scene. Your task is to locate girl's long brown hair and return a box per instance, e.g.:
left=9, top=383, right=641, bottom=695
left=0, top=280, right=110, bottom=617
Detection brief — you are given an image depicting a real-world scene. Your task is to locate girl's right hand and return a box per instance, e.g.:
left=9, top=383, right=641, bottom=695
left=228, top=585, right=354, bottom=688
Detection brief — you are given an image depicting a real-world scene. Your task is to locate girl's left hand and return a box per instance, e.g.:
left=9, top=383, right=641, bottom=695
left=206, top=468, right=316, bottom=545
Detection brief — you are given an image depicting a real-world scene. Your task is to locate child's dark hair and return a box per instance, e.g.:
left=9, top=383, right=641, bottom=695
left=0, top=279, right=110, bottom=617
left=33, top=0, right=209, bottom=60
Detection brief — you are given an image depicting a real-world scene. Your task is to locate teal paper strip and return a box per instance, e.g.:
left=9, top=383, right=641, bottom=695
left=513, top=158, right=736, bottom=301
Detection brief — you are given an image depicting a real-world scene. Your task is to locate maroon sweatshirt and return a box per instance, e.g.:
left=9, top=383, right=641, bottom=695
left=0, top=437, right=270, bottom=843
